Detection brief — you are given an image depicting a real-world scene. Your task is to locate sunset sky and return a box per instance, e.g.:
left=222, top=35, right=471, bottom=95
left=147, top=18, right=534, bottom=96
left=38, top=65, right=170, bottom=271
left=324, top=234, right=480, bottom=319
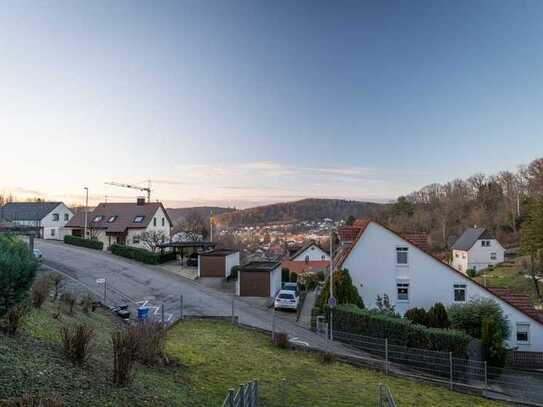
left=2, top=0, right=543, bottom=208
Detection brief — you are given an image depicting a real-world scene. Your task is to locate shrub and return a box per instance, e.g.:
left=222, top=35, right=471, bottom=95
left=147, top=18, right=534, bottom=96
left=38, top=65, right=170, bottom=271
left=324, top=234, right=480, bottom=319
left=332, top=304, right=470, bottom=357
left=319, top=269, right=364, bottom=311
left=60, top=323, right=95, bottom=365
left=19, top=393, right=64, bottom=407
left=4, top=303, right=28, bottom=335
left=289, top=272, right=298, bottom=283
left=481, top=318, right=507, bottom=367
left=0, top=235, right=38, bottom=317
left=111, top=328, right=138, bottom=386
left=375, top=294, right=396, bottom=316
left=32, top=275, right=50, bottom=309
left=230, top=265, right=240, bottom=279
left=64, top=235, right=103, bottom=250
left=49, top=272, right=65, bottom=302
left=427, top=303, right=450, bottom=328
left=404, top=307, right=428, bottom=326
left=272, top=332, right=289, bottom=349
left=449, top=298, right=510, bottom=340
left=80, top=294, right=96, bottom=314
left=281, top=268, right=290, bottom=282
left=466, top=268, right=478, bottom=278
left=60, top=292, right=76, bottom=315
left=133, top=320, right=166, bottom=366
left=110, top=244, right=161, bottom=264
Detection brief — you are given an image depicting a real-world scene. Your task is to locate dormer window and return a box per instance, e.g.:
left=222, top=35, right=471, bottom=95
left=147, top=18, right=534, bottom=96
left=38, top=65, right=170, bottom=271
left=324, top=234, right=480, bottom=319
left=93, top=215, right=104, bottom=223
left=107, top=216, right=117, bottom=223
left=133, top=216, right=145, bottom=223
left=481, top=240, right=491, bottom=247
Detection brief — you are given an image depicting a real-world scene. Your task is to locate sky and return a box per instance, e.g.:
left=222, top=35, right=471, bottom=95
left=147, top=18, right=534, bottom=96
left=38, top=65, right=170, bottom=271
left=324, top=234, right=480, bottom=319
left=1, top=0, right=543, bottom=208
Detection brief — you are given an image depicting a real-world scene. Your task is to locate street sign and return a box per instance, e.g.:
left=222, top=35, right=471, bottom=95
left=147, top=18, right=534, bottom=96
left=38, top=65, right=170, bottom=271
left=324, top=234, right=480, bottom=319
left=328, top=296, right=337, bottom=307
left=96, top=278, right=105, bottom=285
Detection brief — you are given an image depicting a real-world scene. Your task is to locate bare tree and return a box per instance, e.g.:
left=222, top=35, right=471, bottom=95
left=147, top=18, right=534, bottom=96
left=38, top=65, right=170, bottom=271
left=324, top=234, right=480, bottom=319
left=135, top=231, right=168, bottom=253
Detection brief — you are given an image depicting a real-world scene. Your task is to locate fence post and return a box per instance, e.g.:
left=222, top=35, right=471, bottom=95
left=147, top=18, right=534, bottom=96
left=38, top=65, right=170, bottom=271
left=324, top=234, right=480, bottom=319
left=329, top=309, right=333, bottom=341
left=180, top=294, right=184, bottom=320
left=104, top=278, right=107, bottom=304
left=228, top=388, right=235, bottom=407
left=449, top=352, right=453, bottom=390
left=324, top=322, right=329, bottom=351
left=385, top=338, right=389, bottom=376
left=272, top=308, right=276, bottom=341
left=254, top=379, right=258, bottom=407
left=161, top=303, right=165, bottom=325
left=281, top=378, right=287, bottom=406
left=239, top=384, right=245, bottom=407
left=231, top=296, right=235, bottom=324
left=484, top=361, right=488, bottom=389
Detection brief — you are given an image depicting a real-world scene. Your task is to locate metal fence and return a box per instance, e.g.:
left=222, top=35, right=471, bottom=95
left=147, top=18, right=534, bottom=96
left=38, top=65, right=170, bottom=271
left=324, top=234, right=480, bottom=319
left=222, top=380, right=258, bottom=407
left=378, top=384, right=396, bottom=407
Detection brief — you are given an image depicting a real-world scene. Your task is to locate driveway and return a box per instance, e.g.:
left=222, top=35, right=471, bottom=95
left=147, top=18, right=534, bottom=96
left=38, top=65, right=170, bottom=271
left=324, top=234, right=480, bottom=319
left=35, top=240, right=334, bottom=350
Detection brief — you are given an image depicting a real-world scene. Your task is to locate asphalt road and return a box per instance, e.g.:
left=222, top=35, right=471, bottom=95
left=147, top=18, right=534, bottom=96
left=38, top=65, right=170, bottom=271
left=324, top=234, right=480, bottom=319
left=35, top=239, right=333, bottom=349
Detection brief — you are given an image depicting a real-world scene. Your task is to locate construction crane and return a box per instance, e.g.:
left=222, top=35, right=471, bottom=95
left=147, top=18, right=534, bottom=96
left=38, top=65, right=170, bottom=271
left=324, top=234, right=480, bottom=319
left=105, top=181, right=152, bottom=202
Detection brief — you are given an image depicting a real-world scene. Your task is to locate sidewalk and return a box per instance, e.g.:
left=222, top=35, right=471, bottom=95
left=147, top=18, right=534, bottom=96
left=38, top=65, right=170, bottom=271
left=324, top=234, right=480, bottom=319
left=297, top=289, right=317, bottom=328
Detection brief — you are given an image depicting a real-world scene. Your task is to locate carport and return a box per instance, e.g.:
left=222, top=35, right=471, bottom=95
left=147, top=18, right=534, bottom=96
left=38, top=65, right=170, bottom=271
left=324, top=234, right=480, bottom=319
left=157, top=241, right=216, bottom=267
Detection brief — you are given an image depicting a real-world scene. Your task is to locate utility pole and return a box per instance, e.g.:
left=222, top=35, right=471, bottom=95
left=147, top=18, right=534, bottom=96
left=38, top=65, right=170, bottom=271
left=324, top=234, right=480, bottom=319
left=329, top=228, right=335, bottom=340
left=84, top=187, right=89, bottom=239
left=210, top=210, right=214, bottom=242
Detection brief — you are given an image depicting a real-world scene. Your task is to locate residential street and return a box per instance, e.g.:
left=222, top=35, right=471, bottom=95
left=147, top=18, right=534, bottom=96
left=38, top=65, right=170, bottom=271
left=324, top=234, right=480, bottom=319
left=35, top=239, right=335, bottom=350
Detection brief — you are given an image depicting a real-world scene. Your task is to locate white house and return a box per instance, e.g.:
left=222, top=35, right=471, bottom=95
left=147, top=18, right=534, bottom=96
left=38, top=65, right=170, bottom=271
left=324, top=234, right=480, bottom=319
left=0, top=202, right=74, bottom=240
left=290, top=240, right=330, bottom=262
left=65, top=198, right=171, bottom=250
left=451, top=228, right=505, bottom=273
left=337, top=220, right=543, bottom=352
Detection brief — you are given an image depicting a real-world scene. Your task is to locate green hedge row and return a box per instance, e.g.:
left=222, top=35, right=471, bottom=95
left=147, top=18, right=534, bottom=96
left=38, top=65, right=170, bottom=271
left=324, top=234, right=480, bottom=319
left=332, top=304, right=471, bottom=357
left=64, top=235, right=103, bottom=250
left=110, top=244, right=161, bottom=264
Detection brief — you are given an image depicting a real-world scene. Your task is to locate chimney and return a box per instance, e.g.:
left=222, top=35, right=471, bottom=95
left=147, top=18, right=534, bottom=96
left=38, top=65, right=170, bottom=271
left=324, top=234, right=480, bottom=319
left=136, top=197, right=145, bottom=206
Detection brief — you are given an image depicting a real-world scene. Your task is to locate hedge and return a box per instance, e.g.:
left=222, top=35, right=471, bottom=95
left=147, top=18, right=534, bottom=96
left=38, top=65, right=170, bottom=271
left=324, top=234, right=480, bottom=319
left=110, top=244, right=175, bottom=265
left=64, top=235, right=103, bottom=250
left=331, top=304, right=471, bottom=357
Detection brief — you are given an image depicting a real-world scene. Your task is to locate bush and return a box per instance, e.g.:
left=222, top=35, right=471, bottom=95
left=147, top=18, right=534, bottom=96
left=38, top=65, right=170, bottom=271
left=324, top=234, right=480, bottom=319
left=60, top=292, right=76, bottom=315
left=0, top=235, right=38, bottom=317
left=4, top=303, right=28, bottom=335
left=110, top=244, right=161, bottom=264
left=112, top=328, right=138, bottom=386
left=32, top=275, right=50, bottom=309
left=49, top=272, right=65, bottom=302
left=64, top=235, right=103, bottom=250
left=60, top=323, right=95, bottom=365
left=449, top=298, right=510, bottom=340
left=133, top=320, right=166, bottom=366
left=19, top=393, right=64, bottom=407
left=481, top=318, right=507, bottom=367
left=80, top=294, right=96, bottom=314
left=332, top=304, right=470, bottom=357
left=427, top=303, right=450, bottom=328
left=404, top=307, right=428, bottom=326
left=298, top=271, right=324, bottom=291
left=466, top=268, right=478, bottom=278
left=289, top=272, right=298, bottom=283
left=281, top=268, right=290, bottom=282
left=272, top=332, right=289, bottom=349
left=319, top=269, right=364, bottom=311
left=230, top=265, right=240, bottom=279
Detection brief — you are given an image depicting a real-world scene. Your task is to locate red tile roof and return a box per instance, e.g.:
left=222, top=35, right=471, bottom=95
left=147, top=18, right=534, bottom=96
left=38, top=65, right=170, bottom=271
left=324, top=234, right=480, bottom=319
left=400, top=232, right=431, bottom=253
left=487, top=288, right=543, bottom=323
left=281, top=260, right=330, bottom=275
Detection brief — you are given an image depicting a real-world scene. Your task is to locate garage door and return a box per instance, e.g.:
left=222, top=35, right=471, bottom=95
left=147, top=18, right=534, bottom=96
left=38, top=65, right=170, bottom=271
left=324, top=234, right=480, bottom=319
left=240, top=271, right=269, bottom=297
left=200, top=256, right=226, bottom=277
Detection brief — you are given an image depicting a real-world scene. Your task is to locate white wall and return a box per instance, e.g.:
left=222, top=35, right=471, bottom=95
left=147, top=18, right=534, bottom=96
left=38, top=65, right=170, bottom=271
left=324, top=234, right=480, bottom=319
left=41, top=203, right=74, bottom=240
left=467, top=239, right=505, bottom=271
left=342, top=222, right=543, bottom=352
left=451, top=249, right=468, bottom=273
left=292, top=244, right=330, bottom=261
left=126, top=206, right=171, bottom=249
left=225, top=252, right=240, bottom=278
left=269, top=265, right=282, bottom=298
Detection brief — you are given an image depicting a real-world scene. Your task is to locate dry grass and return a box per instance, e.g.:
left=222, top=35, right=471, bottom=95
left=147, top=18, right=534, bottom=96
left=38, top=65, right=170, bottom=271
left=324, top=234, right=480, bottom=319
left=60, top=323, right=95, bottom=366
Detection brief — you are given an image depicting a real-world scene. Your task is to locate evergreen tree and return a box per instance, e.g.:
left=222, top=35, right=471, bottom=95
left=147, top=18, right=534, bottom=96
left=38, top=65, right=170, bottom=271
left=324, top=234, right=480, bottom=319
left=319, top=269, right=364, bottom=311
left=520, top=197, right=543, bottom=300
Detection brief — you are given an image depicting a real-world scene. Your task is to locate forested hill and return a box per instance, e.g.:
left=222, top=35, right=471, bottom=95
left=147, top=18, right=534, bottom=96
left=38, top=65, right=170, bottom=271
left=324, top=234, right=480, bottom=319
left=213, top=198, right=388, bottom=227
left=167, top=206, right=234, bottom=225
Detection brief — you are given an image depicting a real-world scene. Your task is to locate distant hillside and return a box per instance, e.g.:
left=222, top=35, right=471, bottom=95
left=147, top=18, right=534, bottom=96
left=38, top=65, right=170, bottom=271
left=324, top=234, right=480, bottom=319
left=167, top=206, right=235, bottom=225
left=214, top=198, right=388, bottom=227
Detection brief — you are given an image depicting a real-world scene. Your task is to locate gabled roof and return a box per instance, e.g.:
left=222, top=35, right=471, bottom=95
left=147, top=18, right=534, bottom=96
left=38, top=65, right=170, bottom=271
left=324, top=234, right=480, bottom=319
left=0, top=202, right=62, bottom=221
left=65, top=202, right=171, bottom=233
left=451, top=228, right=493, bottom=251
left=337, top=219, right=543, bottom=327
left=289, top=240, right=329, bottom=260
left=281, top=260, right=329, bottom=274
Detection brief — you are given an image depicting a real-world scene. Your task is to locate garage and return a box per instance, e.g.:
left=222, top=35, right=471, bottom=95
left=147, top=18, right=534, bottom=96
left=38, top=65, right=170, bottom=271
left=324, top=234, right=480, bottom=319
left=237, top=261, right=281, bottom=297
left=198, top=249, right=240, bottom=278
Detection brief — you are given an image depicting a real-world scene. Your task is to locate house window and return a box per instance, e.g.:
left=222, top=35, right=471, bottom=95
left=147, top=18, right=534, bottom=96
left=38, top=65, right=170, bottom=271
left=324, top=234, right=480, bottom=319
left=481, top=240, right=490, bottom=247
left=133, top=216, right=145, bottom=223
left=490, top=252, right=497, bottom=260
left=454, top=284, right=466, bottom=302
left=321, top=255, right=326, bottom=260
left=93, top=215, right=103, bottom=222
left=52, top=213, right=59, bottom=221
left=516, top=323, right=530, bottom=344
left=162, top=217, right=165, bottom=227
left=64, top=213, right=69, bottom=221
left=153, top=217, right=157, bottom=227
left=305, top=255, right=310, bottom=262
left=396, top=247, right=408, bottom=265
left=133, top=236, right=140, bottom=244
left=397, top=282, right=409, bottom=301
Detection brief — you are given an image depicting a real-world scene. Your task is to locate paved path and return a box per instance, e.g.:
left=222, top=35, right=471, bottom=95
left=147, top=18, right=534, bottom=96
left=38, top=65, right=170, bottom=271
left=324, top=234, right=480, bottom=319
left=297, top=289, right=317, bottom=329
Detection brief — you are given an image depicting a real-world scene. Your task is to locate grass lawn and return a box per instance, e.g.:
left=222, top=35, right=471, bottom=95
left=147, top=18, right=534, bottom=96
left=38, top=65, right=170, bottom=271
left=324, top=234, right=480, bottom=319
left=473, top=256, right=543, bottom=305
left=1, top=300, right=507, bottom=406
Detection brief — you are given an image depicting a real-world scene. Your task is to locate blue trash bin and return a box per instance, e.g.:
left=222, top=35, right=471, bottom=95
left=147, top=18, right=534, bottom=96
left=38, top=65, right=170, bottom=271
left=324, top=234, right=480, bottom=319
left=137, top=306, right=149, bottom=321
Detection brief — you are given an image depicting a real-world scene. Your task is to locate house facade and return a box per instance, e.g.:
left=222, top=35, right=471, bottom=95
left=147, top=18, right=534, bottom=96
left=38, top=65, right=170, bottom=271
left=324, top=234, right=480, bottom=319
left=65, top=199, right=171, bottom=251
left=451, top=228, right=505, bottom=273
left=290, top=241, right=330, bottom=262
left=0, top=202, right=74, bottom=240
left=337, top=220, right=543, bottom=352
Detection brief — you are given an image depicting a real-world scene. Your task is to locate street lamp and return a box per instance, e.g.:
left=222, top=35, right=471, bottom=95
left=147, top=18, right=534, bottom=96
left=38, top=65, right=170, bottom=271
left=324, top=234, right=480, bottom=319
left=83, top=187, right=89, bottom=239
left=328, top=227, right=335, bottom=340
